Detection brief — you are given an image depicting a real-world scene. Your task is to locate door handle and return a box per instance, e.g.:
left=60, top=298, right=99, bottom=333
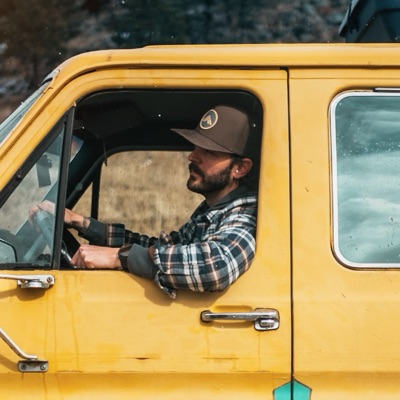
left=0, top=327, right=48, bottom=372
left=201, top=308, right=280, bottom=331
left=0, top=274, right=55, bottom=289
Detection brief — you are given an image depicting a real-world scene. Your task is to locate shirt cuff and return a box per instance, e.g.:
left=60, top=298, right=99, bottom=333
left=79, top=217, right=108, bottom=245
left=126, top=244, right=158, bottom=280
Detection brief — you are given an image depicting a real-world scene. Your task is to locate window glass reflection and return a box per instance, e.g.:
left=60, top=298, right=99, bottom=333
left=333, top=94, right=400, bottom=265
left=0, top=126, right=64, bottom=266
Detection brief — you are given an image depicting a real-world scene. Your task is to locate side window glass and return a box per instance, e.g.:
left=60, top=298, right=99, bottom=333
left=0, top=126, right=65, bottom=267
left=332, top=93, right=400, bottom=266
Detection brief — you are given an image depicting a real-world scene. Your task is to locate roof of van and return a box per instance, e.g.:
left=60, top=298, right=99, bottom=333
left=56, top=44, right=400, bottom=71
left=41, top=43, right=400, bottom=91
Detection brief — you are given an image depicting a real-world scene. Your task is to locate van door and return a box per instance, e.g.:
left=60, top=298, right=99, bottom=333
left=0, top=67, right=291, bottom=399
left=291, top=68, right=400, bottom=398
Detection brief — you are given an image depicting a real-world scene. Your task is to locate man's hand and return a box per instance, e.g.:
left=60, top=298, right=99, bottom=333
left=71, top=244, right=122, bottom=269
left=29, top=200, right=85, bottom=229
left=29, top=200, right=55, bottom=224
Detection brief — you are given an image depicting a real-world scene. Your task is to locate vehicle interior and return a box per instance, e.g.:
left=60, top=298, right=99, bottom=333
left=71, top=89, right=263, bottom=177
left=0, top=88, right=263, bottom=269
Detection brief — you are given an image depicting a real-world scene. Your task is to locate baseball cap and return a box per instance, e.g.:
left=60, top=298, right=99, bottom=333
left=171, top=104, right=258, bottom=160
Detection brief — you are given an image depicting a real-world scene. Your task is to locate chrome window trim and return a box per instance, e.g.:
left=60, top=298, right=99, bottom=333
left=330, top=89, right=400, bottom=269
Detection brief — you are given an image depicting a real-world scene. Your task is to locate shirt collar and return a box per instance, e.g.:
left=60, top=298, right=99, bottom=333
left=197, top=186, right=256, bottom=214
left=212, top=186, right=256, bottom=208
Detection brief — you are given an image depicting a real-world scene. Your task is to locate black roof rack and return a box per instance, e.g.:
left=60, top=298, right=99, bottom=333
left=339, top=0, right=400, bottom=42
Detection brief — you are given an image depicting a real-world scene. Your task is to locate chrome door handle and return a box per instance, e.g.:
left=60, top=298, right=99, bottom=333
left=0, top=274, right=55, bottom=289
left=201, top=308, right=279, bottom=331
left=0, top=327, right=48, bottom=372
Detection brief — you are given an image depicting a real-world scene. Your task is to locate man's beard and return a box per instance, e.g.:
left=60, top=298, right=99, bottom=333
left=187, top=161, right=234, bottom=195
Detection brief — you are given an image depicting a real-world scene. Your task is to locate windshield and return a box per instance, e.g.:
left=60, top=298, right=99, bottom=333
left=0, top=80, right=50, bottom=145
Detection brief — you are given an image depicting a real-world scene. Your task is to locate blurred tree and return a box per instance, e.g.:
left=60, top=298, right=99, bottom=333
left=0, top=0, right=349, bottom=113
left=184, top=0, right=267, bottom=44
left=0, top=0, right=86, bottom=88
left=108, top=0, right=189, bottom=48
left=84, top=0, right=109, bottom=13
left=107, top=0, right=347, bottom=48
left=184, top=0, right=347, bottom=44
left=107, top=0, right=264, bottom=47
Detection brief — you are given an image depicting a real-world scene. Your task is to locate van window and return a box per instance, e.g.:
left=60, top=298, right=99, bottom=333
left=0, top=124, right=65, bottom=266
left=331, top=92, right=400, bottom=267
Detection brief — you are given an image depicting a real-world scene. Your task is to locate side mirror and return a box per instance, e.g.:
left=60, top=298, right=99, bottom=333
left=0, top=238, right=17, bottom=263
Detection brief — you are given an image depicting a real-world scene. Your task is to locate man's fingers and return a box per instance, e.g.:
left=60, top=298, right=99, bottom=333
left=71, top=246, right=86, bottom=269
left=71, top=245, right=119, bottom=269
left=37, top=200, right=55, bottom=214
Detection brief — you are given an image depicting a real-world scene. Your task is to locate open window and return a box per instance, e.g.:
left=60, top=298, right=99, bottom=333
left=0, top=88, right=263, bottom=269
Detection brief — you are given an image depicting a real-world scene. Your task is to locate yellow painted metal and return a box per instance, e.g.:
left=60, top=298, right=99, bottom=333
left=0, top=62, right=291, bottom=398
left=290, top=68, right=400, bottom=398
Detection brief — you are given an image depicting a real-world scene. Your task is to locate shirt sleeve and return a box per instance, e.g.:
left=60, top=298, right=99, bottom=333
left=80, top=218, right=156, bottom=247
left=151, top=208, right=256, bottom=295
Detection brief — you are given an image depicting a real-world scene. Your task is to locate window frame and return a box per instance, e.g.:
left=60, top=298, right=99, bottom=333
left=331, top=89, right=400, bottom=269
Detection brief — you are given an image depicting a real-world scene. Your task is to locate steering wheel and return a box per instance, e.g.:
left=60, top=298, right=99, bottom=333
left=34, top=210, right=75, bottom=267
left=0, top=229, right=24, bottom=263
left=34, top=210, right=54, bottom=248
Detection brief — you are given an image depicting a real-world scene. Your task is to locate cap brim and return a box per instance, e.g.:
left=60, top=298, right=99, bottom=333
left=171, top=128, right=233, bottom=154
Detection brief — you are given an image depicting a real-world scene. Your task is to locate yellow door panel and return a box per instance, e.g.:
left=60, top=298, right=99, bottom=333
left=0, top=64, right=291, bottom=398
left=291, top=69, right=400, bottom=398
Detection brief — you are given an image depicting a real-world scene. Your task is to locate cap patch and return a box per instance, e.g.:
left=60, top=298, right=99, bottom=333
left=200, top=109, right=218, bottom=130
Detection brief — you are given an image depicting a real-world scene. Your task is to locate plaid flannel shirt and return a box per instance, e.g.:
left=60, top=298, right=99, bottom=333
left=83, top=187, right=257, bottom=298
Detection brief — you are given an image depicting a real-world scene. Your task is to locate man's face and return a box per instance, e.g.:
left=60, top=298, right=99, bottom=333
left=187, top=146, right=235, bottom=195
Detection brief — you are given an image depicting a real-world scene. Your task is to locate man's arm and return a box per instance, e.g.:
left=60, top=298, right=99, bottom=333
left=152, top=221, right=256, bottom=293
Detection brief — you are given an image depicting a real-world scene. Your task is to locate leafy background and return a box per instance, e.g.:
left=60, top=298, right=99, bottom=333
left=0, top=0, right=350, bottom=120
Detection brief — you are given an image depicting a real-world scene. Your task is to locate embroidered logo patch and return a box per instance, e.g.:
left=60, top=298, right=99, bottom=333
left=200, top=109, right=218, bottom=130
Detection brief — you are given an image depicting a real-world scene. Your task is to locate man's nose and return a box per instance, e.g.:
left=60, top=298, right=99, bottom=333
left=188, top=146, right=199, bottom=162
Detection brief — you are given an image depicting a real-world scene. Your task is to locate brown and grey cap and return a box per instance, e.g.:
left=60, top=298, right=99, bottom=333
left=171, top=105, right=258, bottom=160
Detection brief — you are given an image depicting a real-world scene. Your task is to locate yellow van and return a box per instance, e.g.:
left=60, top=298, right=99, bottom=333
left=1, top=43, right=400, bottom=399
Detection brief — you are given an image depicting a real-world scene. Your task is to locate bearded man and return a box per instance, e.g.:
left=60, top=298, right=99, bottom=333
left=36, top=105, right=259, bottom=298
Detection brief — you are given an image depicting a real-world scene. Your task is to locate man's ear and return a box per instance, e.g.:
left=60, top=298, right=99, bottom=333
left=233, top=158, right=253, bottom=179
